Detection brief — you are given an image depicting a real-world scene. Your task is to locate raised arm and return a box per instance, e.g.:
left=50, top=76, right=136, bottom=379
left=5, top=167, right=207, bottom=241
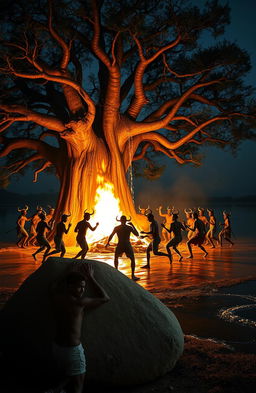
left=88, top=222, right=99, bottom=231
left=79, top=264, right=110, bottom=308
left=64, top=223, right=72, bottom=234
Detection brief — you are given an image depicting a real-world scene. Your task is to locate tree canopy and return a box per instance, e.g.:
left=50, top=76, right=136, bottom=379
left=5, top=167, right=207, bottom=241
left=0, top=0, right=255, bottom=186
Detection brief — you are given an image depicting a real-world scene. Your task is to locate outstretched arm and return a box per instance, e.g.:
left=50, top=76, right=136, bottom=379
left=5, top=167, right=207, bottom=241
left=128, top=222, right=139, bottom=237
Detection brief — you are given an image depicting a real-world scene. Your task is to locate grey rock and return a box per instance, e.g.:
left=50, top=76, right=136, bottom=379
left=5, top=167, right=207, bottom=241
left=0, top=258, right=184, bottom=386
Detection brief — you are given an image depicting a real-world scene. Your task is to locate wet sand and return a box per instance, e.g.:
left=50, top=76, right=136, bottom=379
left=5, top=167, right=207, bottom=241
left=1, top=238, right=256, bottom=293
left=1, top=239, right=256, bottom=392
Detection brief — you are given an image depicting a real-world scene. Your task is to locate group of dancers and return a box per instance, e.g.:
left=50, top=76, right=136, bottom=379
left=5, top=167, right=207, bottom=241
left=15, top=204, right=234, bottom=280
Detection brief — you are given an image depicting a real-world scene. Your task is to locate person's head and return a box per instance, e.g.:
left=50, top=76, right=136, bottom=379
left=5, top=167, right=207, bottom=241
left=184, top=209, right=192, bottom=219
left=198, top=207, right=204, bottom=216
left=120, top=215, right=127, bottom=224
left=66, top=272, right=86, bottom=298
left=61, top=214, right=70, bottom=222
left=37, top=206, right=43, bottom=213
left=84, top=212, right=91, bottom=221
left=39, top=212, right=46, bottom=221
left=223, top=211, right=230, bottom=219
left=48, top=205, right=55, bottom=215
left=147, top=213, right=154, bottom=222
left=192, top=212, right=198, bottom=220
left=207, top=209, right=214, bottom=216
left=172, top=213, right=178, bottom=221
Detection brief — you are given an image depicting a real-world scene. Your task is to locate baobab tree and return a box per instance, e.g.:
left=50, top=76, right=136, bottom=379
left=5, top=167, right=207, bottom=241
left=0, top=0, right=255, bottom=242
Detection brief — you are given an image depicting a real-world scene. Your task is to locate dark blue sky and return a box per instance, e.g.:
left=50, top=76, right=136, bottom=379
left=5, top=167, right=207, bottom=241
left=6, top=0, right=256, bottom=197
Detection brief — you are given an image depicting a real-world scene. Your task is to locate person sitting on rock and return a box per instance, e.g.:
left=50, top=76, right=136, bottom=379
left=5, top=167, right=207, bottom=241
left=183, top=212, right=208, bottom=259
left=106, top=215, right=140, bottom=281
left=45, top=214, right=72, bottom=259
left=32, top=211, right=55, bottom=262
left=162, top=213, right=185, bottom=262
left=140, top=213, right=172, bottom=269
left=74, top=211, right=99, bottom=259
left=50, top=262, right=110, bottom=393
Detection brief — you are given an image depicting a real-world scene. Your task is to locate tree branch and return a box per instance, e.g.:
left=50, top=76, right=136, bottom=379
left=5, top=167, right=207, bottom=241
left=0, top=104, right=65, bottom=132
left=33, top=160, right=51, bottom=182
left=127, top=34, right=181, bottom=119
left=127, top=79, right=224, bottom=137
left=48, top=0, right=71, bottom=69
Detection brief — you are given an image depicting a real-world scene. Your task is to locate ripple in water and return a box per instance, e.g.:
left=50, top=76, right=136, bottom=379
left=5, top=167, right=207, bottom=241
left=218, top=293, right=256, bottom=328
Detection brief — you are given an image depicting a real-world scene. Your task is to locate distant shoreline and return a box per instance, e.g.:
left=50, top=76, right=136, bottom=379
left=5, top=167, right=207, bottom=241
left=1, top=188, right=256, bottom=206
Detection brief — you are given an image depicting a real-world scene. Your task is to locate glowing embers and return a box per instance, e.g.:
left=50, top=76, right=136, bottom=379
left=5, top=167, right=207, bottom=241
left=87, top=178, right=121, bottom=245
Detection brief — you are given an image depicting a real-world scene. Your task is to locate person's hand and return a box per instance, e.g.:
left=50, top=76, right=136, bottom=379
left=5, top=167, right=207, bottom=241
left=68, top=223, right=72, bottom=227
left=105, top=243, right=109, bottom=248
left=96, top=222, right=99, bottom=226
left=80, top=263, right=94, bottom=278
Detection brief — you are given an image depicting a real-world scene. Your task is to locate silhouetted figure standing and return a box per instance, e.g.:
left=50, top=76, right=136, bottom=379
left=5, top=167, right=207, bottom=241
left=218, top=211, right=234, bottom=247
left=32, top=211, right=55, bottom=262
left=50, top=263, right=110, bottom=393
left=162, top=214, right=185, bottom=262
left=106, top=215, right=140, bottom=281
left=46, top=214, right=72, bottom=258
left=74, top=211, right=99, bottom=259
left=184, top=212, right=208, bottom=258
left=16, top=205, right=31, bottom=248
left=140, top=213, right=172, bottom=268
left=28, top=206, right=43, bottom=246
left=206, top=209, right=217, bottom=248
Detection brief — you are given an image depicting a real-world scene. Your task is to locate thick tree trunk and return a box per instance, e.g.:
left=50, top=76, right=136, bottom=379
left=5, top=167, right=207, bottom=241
left=53, top=143, right=144, bottom=246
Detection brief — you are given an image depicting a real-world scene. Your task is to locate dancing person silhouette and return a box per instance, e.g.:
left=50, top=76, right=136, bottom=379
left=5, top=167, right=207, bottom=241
left=46, top=214, right=72, bottom=259
left=106, top=215, right=140, bottom=281
left=74, top=211, right=99, bottom=259
left=184, top=212, right=208, bottom=259
left=140, top=213, right=172, bottom=268
left=162, top=213, right=185, bottom=262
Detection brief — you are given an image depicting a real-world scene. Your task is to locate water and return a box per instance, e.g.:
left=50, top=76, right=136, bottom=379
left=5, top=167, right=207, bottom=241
left=0, top=203, right=256, bottom=353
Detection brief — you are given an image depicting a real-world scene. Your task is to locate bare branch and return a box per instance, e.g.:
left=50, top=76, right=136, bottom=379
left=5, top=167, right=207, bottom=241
left=0, top=104, right=66, bottom=132
left=48, top=0, right=71, bottom=69
left=128, top=79, right=224, bottom=137
left=91, top=0, right=111, bottom=69
left=127, top=34, right=181, bottom=119
left=111, top=31, right=121, bottom=66
left=33, top=160, right=51, bottom=182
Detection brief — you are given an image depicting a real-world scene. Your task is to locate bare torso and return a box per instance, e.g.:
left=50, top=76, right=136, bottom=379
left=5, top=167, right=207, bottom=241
left=53, top=292, right=85, bottom=346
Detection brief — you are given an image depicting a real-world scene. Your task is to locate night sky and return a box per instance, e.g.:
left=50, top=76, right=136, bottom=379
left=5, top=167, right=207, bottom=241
left=5, top=0, right=256, bottom=198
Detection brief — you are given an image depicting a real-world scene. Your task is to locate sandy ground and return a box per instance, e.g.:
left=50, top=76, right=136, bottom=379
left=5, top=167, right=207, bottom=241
left=1, top=239, right=256, bottom=392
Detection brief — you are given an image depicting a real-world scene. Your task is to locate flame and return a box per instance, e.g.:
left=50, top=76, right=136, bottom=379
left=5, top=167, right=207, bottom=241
left=87, top=177, right=122, bottom=244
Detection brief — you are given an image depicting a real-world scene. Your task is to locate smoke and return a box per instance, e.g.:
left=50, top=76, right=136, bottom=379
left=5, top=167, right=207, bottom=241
left=135, top=175, right=208, bottom=216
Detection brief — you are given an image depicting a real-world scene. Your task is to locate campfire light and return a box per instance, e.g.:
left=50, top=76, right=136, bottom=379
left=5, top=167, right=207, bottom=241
left=87, top=176, right=122, bottom=245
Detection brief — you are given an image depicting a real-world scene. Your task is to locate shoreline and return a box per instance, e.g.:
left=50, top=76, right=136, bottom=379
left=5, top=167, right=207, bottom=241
left=1, top=242, right=256, bottom=392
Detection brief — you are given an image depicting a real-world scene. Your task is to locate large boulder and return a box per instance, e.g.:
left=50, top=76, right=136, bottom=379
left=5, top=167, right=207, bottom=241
left=0, top=258, right=184, bottom=386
